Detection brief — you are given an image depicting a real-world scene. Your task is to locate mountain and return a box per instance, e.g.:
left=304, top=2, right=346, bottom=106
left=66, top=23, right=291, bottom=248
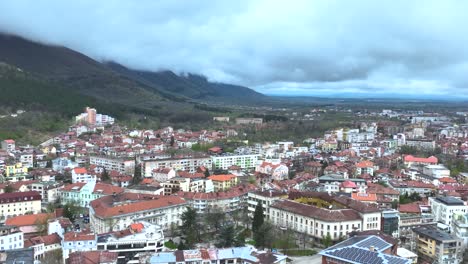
left=0, top=33, right=266, bottom=107
left=106, top=62, right=266, bottom=103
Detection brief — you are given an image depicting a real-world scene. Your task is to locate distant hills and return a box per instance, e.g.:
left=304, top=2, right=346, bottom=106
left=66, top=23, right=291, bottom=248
left=0, top=33, right=267, bottom=115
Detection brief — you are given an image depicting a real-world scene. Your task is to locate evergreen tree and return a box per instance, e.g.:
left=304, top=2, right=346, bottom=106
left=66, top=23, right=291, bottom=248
left=217, top=224, right=235, bottom=248
left=181, top=207, right=199, bottom=248
left=204, top=168, right=210, bottom=178
left=170, top=135, right=175, bottom=147
left=101, top=168, right=110, bottom=182
left=322, top=232, right=333, bottom=247
left=252, top=202, right=264, bottom=234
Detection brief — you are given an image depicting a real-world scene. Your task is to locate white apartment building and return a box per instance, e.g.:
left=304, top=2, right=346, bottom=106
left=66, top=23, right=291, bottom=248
left=429, top=196, right=468, bottom=227
left=1, top=139, right=15, bottom=153
left=0, top=225, right=24, bottom=251
left=89, top=156, right=135, bottom=175
left=0, top=191, right=42, bottom=220
left=71, top=167, right=97, bottom=183
left=212, top=154, right=260, bottom=170
left=423, top=164, right=450, bottom=179
left=452, top=212, right=468, bottom=247
left=247, top=190, right=286, bottom=218
left=89, top=193, right=187, bottom=234
left=62, top=231, right=97, bottom=260
left=97, top=221, right=164, bottom=263
left=142, top=156, right=212, bottom=177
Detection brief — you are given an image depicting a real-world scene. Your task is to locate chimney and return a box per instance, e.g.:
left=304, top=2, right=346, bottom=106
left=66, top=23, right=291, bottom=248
left=369, top=246, right=375, bottom=252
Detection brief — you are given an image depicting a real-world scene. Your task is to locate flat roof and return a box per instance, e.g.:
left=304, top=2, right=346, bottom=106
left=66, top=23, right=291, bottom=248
left=435, top=196, right=465, bottom=206
left=413, top=226, right=460, bottom=242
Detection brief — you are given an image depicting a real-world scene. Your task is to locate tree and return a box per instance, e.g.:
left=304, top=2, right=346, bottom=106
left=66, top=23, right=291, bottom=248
left=254, top=221, right=275, bottom=249
left=204, top=168, right=210, bottom=178
left=132, top=163, right=142, bottom=185
left=252, top=202, right=264, bottom=234
left=42, top=249, right=62, bottom=264
left=170, top=135, right=175, bottom=147
left=181, top=207, right=199, bottom=248
left=45, top=160, right=53, bottom=168
left=217, top=224, right=236, bottom=247
left=204, top=207, right=226, bottom=232
left=322, top=232, right=333, bottom=248
left=63, top=201, right=80, bottom=221
left=101, top=168, right=110, bottom=182
left=3, top=185, right=14, bottom=193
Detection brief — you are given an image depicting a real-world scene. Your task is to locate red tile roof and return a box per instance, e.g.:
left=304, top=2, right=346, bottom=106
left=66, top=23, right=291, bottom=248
left=0, top=191, right=41, bottom=204
left=90, top=193, right=186, bottom=218
left=351, top=193, right=377, bottom=202
left=356, top=160, right=374, bottom=168
left=6, top=213, right=54, bottom=226
left=208, top=174, right=236, bottom=182
left=271, top=200, right=362, bottom=222
left=404, top=155, right=438, bottom=164
left=68, top=251, right=118, bottom=264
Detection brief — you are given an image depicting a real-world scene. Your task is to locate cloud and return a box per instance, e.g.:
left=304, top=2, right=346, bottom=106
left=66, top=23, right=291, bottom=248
left=0, top=0, right=467, bottom=97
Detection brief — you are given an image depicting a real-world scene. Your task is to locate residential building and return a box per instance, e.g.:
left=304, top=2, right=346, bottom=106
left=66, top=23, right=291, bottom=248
left=140, top=246, right=287, bottom=264
left=161, top=177, right=213, bottom=195
left=28, top=182, right=62, bottom=203
left=75, top=107, right=115, bottom=126
left=208, top=174, right=238, bottom=191
left=142, top=156, right=212, bottom=176
left=422, top=164, right=450, bottom=179
left=388, top=180, right=435, bottom=196
left=67, top=251, right=118, bottom=264
left=24, top=233, right=61, bottom=260
left=62, top=231, right=97, bottom=260
left=178, top=184, right=255, bottom=213
left=355, top=160, right=375, bottom=175
left=405, top=139, right=436, bottom=150
left=255, top=162, right=289, bottom=181
left=247, top=190, right=286, bottom=218
left=429, top=196, right=468, bottom=227
left=48, top=217, right=73, bottom=239
left=0, top=191, right=42, bottom=220
left=71, top=167, right=97, bottom=183
left=4, top=162, right=28, bottom=178
left=319, top=174, right=367, bottom=194
left=96, top=221, right=164, bottom=263
left=151, top=168, right=176, bottom=182
left=212, top=154, right=260, bottom=170
left=0, top=225, right=24, bottom=251
left=235, top=118, right=263, bottom=125
left=61, top=181, right=124, bottom=207
left=412, top=226, right=463, bottom=264
left=382, top=210, right=400, bottom=238
left=5, top=212, right=60, bottom=238
left=89, top=193, right=187, bottom=233
left=320, top=235, right=411, bottom=264
left=452, top=212, right=468, bottom=247
left=1, top=139, right=15, bottom=153
left=89, top=156, right=135, bottom=175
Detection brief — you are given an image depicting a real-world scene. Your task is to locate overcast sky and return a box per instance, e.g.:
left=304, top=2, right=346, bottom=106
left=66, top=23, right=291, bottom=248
left=0, top=0, right=467, bottom=98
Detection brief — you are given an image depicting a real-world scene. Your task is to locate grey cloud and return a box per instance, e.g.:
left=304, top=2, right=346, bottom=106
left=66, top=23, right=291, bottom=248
left=0, top=0, right=468, bottom=97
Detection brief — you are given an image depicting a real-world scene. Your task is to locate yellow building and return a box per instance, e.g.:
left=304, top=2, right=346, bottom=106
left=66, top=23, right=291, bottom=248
left=413, top=226, right=462, bottom=264
left=5, top=163, right=28, bottom=177
left=208, top=174, right=238, bottom=191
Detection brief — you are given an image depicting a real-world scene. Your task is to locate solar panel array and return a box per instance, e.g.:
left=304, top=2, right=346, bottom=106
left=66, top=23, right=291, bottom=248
left=383, top=254, right=412, bottom=264
left=355, top=236, right=391, bottom=252
left=327, top=236, right=367, bottom=250
left=328, top=247, right=384, bottom=264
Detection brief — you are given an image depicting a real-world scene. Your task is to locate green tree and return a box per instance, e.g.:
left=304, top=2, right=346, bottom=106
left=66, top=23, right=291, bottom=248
left=322, top=232, right=333, bottom=248
left=252, top=202, right=264, bottom=234
left=101, top=168, right=110, bottom=182
left=254, top=221, right=275, bottom=249
left=3, top=185, right=14, bottom=193
left=181, top=207, right=199, bottom=248
left=132, top=163, right=142, bottom=185
left=204, top=168, right=210, bottom=178
left=63, top=201, right=80, bottom=221
left=217, top=224, right=236, bottom=248
left=170, top=135, right=175, bottom=147
left=204, top=207, right=226, bottom=232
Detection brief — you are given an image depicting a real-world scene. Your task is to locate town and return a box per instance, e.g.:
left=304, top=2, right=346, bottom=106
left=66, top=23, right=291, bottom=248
left=0, top=106, right=466, bottom=264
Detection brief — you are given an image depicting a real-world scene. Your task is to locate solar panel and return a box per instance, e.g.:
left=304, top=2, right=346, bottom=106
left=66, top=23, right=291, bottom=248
left=355, top=236, right=391, bottom=252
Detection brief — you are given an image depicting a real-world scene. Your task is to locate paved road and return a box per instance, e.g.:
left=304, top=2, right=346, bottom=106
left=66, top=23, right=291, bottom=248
left=290, top=254, right=322, bottom=264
